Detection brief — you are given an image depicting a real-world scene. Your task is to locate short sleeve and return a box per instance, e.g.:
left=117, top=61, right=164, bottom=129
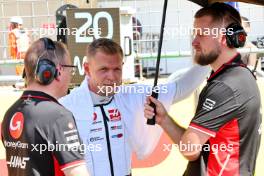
left=50, top=110, right=85, bottom=171
left=189, top=81, right=240, bottom=137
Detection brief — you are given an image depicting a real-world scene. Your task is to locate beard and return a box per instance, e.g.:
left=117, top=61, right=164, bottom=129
left=194, top=45, right=221, bottom=66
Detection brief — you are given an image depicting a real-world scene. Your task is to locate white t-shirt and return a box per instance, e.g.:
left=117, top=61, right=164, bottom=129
left=12, top=28, right=30, bottom=53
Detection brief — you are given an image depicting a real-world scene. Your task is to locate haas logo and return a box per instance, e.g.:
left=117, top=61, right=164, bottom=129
left=9, top=112, right=24, bottom=139
left=108, top=109, right=121, bottom=121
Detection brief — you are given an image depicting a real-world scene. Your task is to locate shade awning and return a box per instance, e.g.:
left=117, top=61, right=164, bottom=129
left=187, top=0, right=264, bottom=7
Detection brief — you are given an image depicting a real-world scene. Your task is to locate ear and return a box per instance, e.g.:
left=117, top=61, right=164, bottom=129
left=55, top=67, right=61, bottom=81
left=83, top=62, right=91, bottom=77
left=220, top=34, right=228, bottom=47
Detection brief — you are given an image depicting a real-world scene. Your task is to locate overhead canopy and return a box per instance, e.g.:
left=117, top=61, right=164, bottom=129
left=187, top=0, right=264, bottom=7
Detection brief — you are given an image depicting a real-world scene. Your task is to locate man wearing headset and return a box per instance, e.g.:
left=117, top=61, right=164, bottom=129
left=1, top=38, right=89, bottom=176
left=144, top=3, right=261, bottom=176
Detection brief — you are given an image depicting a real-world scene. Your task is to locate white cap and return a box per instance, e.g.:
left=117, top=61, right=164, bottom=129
left=10, top=16, right=23, bottom=24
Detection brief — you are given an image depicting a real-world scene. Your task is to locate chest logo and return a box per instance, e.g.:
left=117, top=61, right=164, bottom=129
left=111, top=125, right=122, bottom=130
left=108, top=109, right=121, bottom=121
left=111, top=133, right=123, bottom=139
left=93, top=112, right=97, bottom=121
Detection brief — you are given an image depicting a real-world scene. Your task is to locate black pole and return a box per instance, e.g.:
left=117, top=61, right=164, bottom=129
left=147, top=0, right=168, bottom=125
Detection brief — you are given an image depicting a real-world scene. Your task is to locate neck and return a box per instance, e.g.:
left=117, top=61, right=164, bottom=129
left=88, top=83, right=101, bottom=96
left=87, top=79, right=108, bottom=97
left=210, top=49, right=238, bottom=72
left=87, top=81, right=112, bottom=104
left=26, top=83, right=59, bottom=99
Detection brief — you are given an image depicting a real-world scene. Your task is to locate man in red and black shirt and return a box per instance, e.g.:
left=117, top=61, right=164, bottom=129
left=144, top=3, right=261, bottom=176
left=1, top=38, right=89, bottom=176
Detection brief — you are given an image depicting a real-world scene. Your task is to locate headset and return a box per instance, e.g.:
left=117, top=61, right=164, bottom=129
left=226, top=23, right=247, bottom=48
left=34, top=37, right=58, bottom=85
left=207, top=3, right=247, bottom=49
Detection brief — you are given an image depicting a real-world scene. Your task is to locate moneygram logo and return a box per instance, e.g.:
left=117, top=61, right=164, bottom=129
left=9, top=112, right=24, bottom=139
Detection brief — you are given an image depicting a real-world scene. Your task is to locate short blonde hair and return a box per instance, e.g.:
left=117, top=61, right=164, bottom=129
left=85, top=38, right=123, bottom=62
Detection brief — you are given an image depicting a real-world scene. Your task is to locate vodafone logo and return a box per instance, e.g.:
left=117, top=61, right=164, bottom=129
left=9, top=112, right=24, bottom=139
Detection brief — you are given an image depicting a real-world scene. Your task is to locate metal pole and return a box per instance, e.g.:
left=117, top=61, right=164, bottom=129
left=147, top=0, right=168, bottom=125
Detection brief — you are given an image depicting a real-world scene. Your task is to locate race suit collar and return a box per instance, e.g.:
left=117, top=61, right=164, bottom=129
left=90, top=90, right=113, bottom=105
left=207, top=53, right=246, bottom=82
left=21, top=90, right=58, bottom=103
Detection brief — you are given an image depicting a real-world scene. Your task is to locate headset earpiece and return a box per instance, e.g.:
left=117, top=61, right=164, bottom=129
left=34, top=37, right=58, bottom=85
left=35, top=59, right=58, bottom=85
left=226, top=23, right=247, bottom=48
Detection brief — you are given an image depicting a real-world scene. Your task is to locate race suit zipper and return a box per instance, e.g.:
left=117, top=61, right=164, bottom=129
left=100, top=105, right=114, bottom=176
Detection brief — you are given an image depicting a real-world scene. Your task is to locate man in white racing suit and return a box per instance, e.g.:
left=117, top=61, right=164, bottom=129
left=59, top=38, right=210, bottom=176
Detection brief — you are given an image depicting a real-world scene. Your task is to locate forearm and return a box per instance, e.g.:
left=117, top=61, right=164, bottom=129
left=161, top=115, right=185, bottom=145
left=172, top=65, right=209, bottom=103
left=161, top=116, right=209, bottom=161
left=247, top=53, right=257, bottom=66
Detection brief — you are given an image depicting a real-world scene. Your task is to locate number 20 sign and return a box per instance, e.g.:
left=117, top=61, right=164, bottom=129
left=66, top=8, right=120, bottom=85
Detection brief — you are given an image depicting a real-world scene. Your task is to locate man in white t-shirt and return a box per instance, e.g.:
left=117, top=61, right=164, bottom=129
left=59, top=38, right=210, bottom=176
left=8, top=16, right=30, bottom=79
left=9, top=16, right=30, bottom=60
